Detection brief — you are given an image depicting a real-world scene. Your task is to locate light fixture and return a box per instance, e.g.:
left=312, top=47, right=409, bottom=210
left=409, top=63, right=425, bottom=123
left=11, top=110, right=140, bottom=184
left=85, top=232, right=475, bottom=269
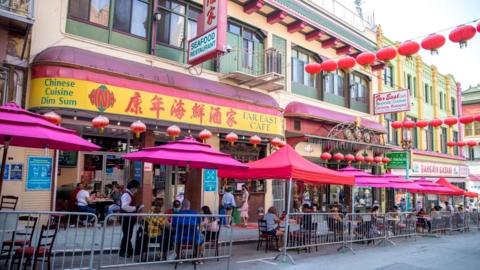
left=154, top=12, right=162, bottom=21
left=117, top=121, right=121, bottom=126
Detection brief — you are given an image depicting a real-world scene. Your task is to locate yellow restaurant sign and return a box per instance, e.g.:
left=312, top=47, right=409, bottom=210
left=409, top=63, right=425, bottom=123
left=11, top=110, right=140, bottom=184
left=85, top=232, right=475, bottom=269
left=29, top=77, right=283, bottom=135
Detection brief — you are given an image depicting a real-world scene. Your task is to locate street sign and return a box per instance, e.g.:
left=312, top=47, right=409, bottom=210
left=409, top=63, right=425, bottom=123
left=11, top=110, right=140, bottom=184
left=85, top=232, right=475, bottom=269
left=203, top=169, right=218, bottom=192
left=386, top=151, right=408, bottom=169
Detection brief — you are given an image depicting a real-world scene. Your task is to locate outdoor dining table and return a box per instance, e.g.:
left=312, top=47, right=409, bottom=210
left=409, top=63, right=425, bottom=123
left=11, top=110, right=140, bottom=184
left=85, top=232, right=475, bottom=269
left=89, top=198, right=114, bottom=222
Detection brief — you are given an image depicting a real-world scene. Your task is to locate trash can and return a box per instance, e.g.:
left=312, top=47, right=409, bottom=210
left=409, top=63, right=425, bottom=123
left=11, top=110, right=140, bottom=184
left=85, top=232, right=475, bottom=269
left=232, top=207, right=240, bottom=225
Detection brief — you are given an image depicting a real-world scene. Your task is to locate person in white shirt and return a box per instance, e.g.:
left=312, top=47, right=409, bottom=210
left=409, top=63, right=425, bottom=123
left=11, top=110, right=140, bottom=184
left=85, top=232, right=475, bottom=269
left=222, top=187, right=236, bottom=228
left=76, top=185, right=96, bottom=225
left=119, top=180, right=143, bottom=257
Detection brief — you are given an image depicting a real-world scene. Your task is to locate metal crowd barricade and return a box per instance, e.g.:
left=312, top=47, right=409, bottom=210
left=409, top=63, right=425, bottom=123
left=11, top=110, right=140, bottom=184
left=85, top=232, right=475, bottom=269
left=284, top=213, right=347, bottom=253
left=98, top=213, right=233, bottom=269
left=0, top=211, right=98, bottom=270
left=451, top=211, right=467, bottom=232
left=344, top=213, right=386, bottom=252
left=430, top=211, right=452, bottom=235
left=384, top=212, right=417, bottom=244
left=466, top=211, right=480, bottom=230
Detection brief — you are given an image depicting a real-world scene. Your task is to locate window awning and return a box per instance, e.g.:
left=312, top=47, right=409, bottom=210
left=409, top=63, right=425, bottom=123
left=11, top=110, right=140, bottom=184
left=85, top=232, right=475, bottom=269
left=284, top=101, right=386, bottom=133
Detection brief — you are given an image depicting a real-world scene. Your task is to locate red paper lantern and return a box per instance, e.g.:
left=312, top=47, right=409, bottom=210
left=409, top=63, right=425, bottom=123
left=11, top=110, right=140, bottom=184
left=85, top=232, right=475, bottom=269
left=457, top=141, right=466, bottom=148
left=345, top=154, right=355, bottom=163
left=226, top=132, right=238, bottom=145
left=321, top=60, right=338, bottom=73
left=270, top=137, right=282, bottom=148
left=467, top=140, right=477, bottom=148
left=429, top=119, right=443, bottom=127
left=249, top=135, right=261, bottom=148
left=356, top=52, right=376, bottom=67
left=374, top=156, right=383, bottom=163
left=199, top=129, right=212, bottom=142
left=278, top=140, right=286, bottom=148
left=167, top=125, right=181, bottom=140
left=403, top=120, right=416, bottom=129
left=443, top=117, right=458, bottom=126
left=421, top=33, right=446, bottom=55
left=447, top=141, right=457, bottom=148
left=376, top=47, right=397, bottom=62
left=391, top=121, right=403, bottom=129
left=320, top=152, right=332, bottom=161
left=477, top=22, right=480, bottom=33
left=459, top=115, right=474, bottom=124
left=43, top=111, right=62, bottom=125
left=365, top=156, right=374, bottom=163
left=397, top=40, right=420, bottom=57
left=92, top=115, right=109, bottom=133
left=305, top=63, right=322, bottom=75
left=130, top=120, right=146, bottom=139
left=449, top=25, right=476, bottom=48
left=333, top=152, right=344, bottom=162
left=474, top=115, right=480, bottom=122
left=416, top=120, right=429, bottom=128
left=382, top=157, right=390, bottom=164
left=337, top=56, right=356, bottom=71
left=355, top=155, right=365, bottom=162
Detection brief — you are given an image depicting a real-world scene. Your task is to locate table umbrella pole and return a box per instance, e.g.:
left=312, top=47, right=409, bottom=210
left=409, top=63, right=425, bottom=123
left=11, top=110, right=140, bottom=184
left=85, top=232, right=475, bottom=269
left=274, top=177, right=295, bottom=264
left=0, top=136, right=11, bottom=196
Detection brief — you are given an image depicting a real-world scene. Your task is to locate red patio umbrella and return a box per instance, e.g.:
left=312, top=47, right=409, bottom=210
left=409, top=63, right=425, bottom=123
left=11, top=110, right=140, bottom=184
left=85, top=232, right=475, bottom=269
left=218, top=144, right=354, bottom=185
left=0, top=102, right=100, bottom=195
left=411, top=178, right=462, bottom=195
left=436, top=178, right=473, bottom=196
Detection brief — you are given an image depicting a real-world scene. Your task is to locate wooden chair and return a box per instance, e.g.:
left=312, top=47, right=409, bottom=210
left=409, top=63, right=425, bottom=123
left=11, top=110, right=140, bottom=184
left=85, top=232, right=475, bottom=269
left=11, top=224, right=58, bottom=270
left=203, top=219, right=222, bottom=261
left=0, top=195, right=18, bottom=210
left=257, top=219, right=278, bottom=253
left=1, top=216, right=38, bottom=266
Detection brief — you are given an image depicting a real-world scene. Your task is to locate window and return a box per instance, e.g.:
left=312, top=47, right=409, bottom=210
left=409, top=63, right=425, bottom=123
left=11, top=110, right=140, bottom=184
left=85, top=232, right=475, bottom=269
left=68, top=0, right=110, bottom=26
left=291, top=47, right=316, bottom=88
left=439, top=92, right=444, bottom=110
left=323, top=70, right=345, bottom=97
left=453, top=131, right=459, bottom=155
left=242, top=29, right=259, bottom=70
left=451, top=97, right=457, bottom=115
left=465, top=123, right=473, bottom=136
left=413, top=77, right=417, bottom=97
left=350, top=73, right=368, bottom=103
left=426, top=126, right=434, bottom=151
left=113, top=0, right=148, bottom=37
left=429, top=86, right=433, bottom=104
left=440, top=127, right=447, bottom=154
left=410, top=117, right=418, bottom=149
left=157, top=0, right=201, bottom=47
left=385, top=113, right=398, bottom=145
left=406, top=74, right=412, bottom=95
left=424, top=83, right=429, bottom=103
left=383, top=65, right=394, bottom=87
left=475, top=122, right=480, bottom=135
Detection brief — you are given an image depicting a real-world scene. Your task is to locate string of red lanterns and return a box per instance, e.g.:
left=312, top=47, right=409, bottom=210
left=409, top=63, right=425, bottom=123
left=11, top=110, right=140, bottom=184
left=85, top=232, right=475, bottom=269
left=391, top=115, right=480, bottom=130
left=304, top=20, right=479, bottom=76
left=319, top=152, right=390, bottom=165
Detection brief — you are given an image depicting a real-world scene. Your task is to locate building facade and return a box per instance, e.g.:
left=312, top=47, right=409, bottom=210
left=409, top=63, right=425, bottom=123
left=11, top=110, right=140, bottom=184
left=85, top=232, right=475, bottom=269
left=462, top=84, right=480, bottom=195
left=0, top=0, right=388, bottom=213
left=377, top=26, right=468, bottom=209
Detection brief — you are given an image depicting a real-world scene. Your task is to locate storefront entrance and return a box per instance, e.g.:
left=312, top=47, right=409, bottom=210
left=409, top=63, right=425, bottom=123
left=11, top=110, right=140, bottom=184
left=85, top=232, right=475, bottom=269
left=82, top=152, right=126, bottom=195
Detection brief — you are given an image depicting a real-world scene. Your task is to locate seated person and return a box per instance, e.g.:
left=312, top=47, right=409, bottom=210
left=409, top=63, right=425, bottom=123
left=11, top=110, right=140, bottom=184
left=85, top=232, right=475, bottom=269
left=146, top=198, right=172, bottom=258
left=416, top=208, right=431, bottom=232
left=76, top=185, right=96, bottom=225
left=201, top=206, right=220, bottom=242
left=301, top=204, right=314, bottom=231
left=263, top=206, right=284, bottom=250
left=70, top=183, right=83, bottom=211
left=171, top=200, right=204, bottom=264
left=105, top=184, right=122, bottom=217
left=165, top=200, right=182, bottom=223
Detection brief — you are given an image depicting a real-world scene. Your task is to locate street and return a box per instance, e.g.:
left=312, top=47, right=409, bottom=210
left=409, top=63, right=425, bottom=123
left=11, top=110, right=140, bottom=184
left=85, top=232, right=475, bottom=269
left=119, top=232, right=480, bottom=270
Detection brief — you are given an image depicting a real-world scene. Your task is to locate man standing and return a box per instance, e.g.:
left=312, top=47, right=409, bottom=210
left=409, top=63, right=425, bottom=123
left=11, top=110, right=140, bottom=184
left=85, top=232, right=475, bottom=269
left=222, top=187, right=236, bottom=228
left=119, top=180, right=143, bottom=257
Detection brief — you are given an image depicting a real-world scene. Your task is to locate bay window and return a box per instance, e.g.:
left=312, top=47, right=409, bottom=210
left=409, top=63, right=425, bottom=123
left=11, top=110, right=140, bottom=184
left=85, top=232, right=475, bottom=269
left=324, top=70, right=345, bottom=97
left=68, top=0, right=110, bottom=26
left=291, top=47, right=316, bottom=88
left=113, top=0, right=149, bottom=38
left=157, top=0, right=201, bottom=48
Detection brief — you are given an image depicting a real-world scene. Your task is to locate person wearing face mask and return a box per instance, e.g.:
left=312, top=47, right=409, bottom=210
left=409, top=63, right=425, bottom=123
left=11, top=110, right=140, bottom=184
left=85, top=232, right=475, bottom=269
left=165, top=200, right=182, bottom=223
left=119, top=180, right=143, bottom=257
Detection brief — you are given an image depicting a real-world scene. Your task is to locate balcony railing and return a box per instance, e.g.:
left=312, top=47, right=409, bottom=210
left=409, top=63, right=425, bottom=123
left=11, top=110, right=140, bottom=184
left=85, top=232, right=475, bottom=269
left=0, top=0, right=34, bottom=20
left=218, top=48, right=285, bottom=91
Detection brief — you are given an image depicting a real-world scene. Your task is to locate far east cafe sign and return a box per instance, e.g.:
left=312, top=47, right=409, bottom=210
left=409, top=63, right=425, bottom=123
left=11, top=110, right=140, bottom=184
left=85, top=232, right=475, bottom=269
left=187, top=0, right=227, bottom=66
left=373, top=89, right=411, bottom=115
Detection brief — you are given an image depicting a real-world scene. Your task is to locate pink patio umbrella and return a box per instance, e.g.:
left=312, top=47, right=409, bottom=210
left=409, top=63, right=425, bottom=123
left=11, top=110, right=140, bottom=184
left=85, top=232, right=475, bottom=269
left=0, top=102, right=100, bottom=194
left=338, top=166, right=391, bottom=187
left=122, top=136, right=247, bottom=170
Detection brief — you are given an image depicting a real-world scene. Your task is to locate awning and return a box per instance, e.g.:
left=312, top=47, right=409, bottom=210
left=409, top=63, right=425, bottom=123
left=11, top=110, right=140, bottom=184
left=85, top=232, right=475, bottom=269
left=284, top=101, right=386, bottom=133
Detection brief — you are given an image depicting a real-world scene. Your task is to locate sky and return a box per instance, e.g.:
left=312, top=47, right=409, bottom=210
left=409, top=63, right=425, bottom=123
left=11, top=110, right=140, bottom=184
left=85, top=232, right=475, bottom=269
left=331, top=0, right=480, bottom=91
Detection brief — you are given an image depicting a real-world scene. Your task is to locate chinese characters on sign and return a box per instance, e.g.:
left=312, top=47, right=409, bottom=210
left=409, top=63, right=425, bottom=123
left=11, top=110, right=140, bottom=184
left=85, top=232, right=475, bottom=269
left=30, top=77, right=283, bottom=135
left=204, top=0, right=218, bottom=29
left=373, top=89, right=411, bottom=115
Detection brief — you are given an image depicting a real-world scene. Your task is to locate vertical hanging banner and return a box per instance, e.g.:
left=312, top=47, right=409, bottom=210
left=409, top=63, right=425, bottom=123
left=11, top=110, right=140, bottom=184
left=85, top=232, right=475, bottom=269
left=187, top=0, right=227, bottom=66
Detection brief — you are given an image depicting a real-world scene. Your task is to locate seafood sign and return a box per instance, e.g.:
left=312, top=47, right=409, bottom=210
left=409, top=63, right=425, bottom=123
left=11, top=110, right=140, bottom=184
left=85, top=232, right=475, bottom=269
left=373, top=89, right=411, bottom=115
